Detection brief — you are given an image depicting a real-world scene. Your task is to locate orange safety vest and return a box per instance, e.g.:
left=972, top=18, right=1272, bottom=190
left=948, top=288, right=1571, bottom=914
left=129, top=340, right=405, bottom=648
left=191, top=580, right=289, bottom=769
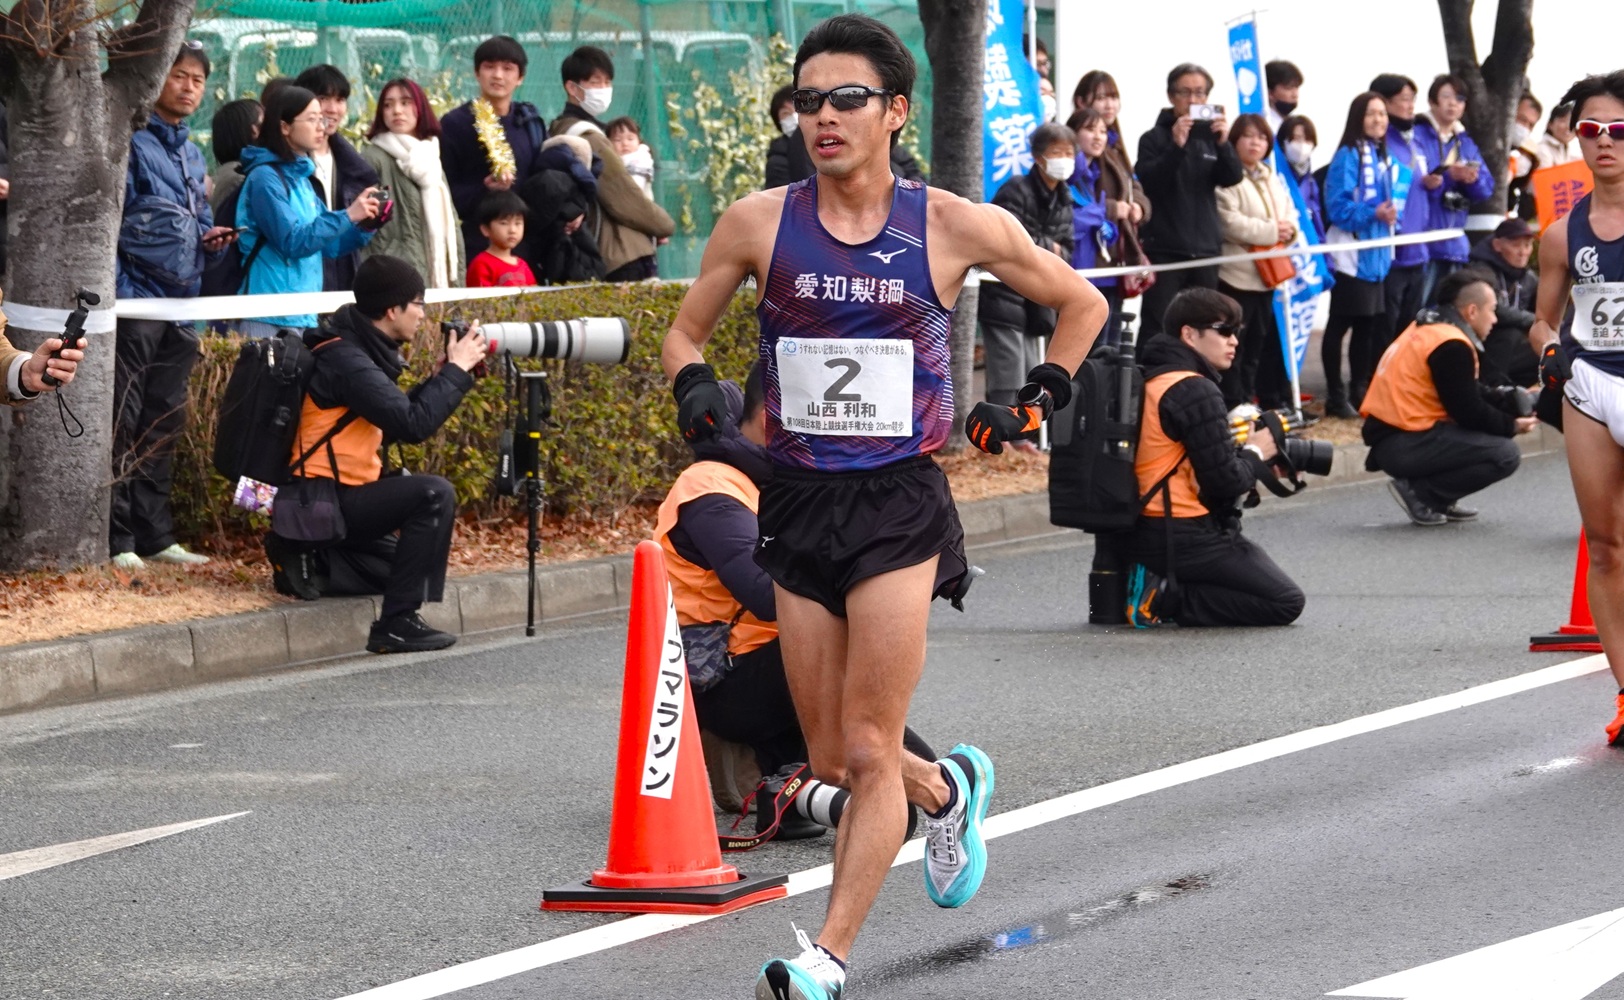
left=653, top=461, right=778, bottom=658
left=1136, top=371, right=1208, bottom=519
left=1360, top=322, right=1476, bottom=432
left=290, top=398, right=384, bottom=486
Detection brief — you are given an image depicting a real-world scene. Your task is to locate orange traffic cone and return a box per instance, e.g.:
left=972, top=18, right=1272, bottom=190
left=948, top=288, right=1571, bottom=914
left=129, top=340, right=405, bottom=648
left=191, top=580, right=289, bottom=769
left=542, top=541, right=788, bottom=914
left=1530, top=531, right=1604, bottom=652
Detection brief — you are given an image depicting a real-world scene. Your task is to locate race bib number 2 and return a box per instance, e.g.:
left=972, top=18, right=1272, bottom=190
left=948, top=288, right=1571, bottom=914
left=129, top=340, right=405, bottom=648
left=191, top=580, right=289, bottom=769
left=1571, top=281, right=1624, bottom=351
left=775, top=337, right=914, bottom=437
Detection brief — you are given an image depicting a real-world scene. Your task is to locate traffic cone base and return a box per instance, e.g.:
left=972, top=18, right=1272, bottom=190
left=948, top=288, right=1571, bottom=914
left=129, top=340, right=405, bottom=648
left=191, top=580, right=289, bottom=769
left=542, top=871, right=788, bottom=914
left=1531, top=531, right=1605, bottom=653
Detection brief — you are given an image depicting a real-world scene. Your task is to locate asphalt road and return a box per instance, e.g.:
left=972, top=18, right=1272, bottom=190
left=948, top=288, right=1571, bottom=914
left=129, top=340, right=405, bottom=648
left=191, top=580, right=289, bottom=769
left=3, top=451, right=1618, bottom=1000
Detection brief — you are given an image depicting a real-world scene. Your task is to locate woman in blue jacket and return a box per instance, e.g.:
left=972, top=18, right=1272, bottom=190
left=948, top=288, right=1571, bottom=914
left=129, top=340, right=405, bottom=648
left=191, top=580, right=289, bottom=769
left=1415, top=74, right=1495, bottom=299
left=1066, top=108, right=1124, bottom=346
left=236, top=85, right=379, bottom=338
left=1321, top=91, right=1398, bottom=417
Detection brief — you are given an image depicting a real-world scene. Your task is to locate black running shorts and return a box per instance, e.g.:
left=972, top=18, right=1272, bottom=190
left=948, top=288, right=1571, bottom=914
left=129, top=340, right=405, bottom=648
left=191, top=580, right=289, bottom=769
left=754, top=455, right=968, bottom=618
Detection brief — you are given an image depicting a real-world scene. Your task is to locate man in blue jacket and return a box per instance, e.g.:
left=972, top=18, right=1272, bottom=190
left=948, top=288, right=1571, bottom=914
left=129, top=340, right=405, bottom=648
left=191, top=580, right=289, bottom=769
left=1373, top=74, right=1433, bottom=355
left=1416, top=74, right=1495, bottom=303
left=111, top=41, right=236, bottom=570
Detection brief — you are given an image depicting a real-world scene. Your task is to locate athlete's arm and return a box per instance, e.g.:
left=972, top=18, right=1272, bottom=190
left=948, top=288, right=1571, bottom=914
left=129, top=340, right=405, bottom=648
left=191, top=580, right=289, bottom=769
left=952, top=200, right=1108, bottom=375
left=660, top=194, right=775, bottom=380
left=1530, top=216, right=1570, bottom=355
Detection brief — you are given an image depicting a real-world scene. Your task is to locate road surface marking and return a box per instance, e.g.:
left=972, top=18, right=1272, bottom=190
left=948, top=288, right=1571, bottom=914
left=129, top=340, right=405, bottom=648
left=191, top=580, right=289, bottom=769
left=0, top=812, right=250, bottom=881
left=1330, top=904, right=1624, bottom=999
left=334, top=654, right=1608, bottom=1000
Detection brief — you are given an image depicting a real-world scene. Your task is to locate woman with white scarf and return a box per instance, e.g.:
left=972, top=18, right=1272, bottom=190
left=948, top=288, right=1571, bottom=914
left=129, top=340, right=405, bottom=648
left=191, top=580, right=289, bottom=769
left=361, top=78, right=465, bottom=287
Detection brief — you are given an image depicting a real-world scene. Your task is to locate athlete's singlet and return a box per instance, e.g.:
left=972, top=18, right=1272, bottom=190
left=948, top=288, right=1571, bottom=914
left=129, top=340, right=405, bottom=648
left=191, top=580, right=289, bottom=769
left=757, top=176, right=955, bottom=471
left=1561, top=194, right=1624, bottom=379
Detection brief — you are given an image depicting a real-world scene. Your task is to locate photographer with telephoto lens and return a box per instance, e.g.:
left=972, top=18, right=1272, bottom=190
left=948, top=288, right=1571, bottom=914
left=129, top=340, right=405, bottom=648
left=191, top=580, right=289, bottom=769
left=1121, top=288, right=1306, bottom=628
left=266, top=255, right=487, bottom=653
left=1361, top=268, right=1536, bottom=526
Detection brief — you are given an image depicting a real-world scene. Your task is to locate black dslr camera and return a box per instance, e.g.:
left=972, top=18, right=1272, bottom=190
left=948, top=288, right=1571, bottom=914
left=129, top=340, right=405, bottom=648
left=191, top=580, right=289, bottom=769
left=1441, top=189, right=1471, bottom=213
left=1231, top=405, right=1334, bottom=501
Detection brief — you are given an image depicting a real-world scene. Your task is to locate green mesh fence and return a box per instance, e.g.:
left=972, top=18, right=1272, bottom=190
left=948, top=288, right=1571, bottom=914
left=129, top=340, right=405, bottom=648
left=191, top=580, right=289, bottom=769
left=189, top=0, right=941, bottom=277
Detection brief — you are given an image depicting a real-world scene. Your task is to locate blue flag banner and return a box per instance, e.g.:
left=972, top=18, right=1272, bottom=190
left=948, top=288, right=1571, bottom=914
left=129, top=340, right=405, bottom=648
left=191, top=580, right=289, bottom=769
left=1229, top=14, right=1333, bottom=407
left=982, top=0, right=1044, bottom=198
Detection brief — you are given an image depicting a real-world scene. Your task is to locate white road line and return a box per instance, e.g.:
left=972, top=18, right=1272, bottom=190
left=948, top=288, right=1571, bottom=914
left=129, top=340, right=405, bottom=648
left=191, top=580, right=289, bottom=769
left=334, top=654, right=1608, bottom=1000
left=0, top=812, right=251, bottom=881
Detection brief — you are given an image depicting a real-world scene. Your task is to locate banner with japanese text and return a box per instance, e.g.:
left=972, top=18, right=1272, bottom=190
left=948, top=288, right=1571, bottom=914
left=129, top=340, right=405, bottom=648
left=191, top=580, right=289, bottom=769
left=1532, top=160, right=1594, bottom=230
left=982, top=0, right=1044, bottom=199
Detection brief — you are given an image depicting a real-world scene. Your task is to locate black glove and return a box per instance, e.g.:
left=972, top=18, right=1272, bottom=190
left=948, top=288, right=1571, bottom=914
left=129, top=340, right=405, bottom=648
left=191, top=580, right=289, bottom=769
left=673, top=362, right=728, bottom=441
left=1540, top=341, right=1572, bottom=394
left=965, top=400, right=1043, bottom=454
left=1018, top=362, right=1074, bottom=416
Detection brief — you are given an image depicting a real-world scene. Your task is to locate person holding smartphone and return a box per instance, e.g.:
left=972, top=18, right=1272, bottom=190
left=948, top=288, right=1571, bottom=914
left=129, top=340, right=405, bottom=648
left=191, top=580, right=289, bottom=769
left=1135, top=62, right=1244, bottom=346
left=1416, top=74, right=1495, bottom=302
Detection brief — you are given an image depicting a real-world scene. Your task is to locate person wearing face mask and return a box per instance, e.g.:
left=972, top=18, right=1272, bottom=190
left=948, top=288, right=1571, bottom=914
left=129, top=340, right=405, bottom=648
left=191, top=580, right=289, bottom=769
left=1279, top=115, right=1325, bottom=240
left=1215, top=114, right=1300, bottom=411
left=360, top=78, right=464, bottom=288
left=1372, top=73, right=1435, bottom=381
left=1264, top=60, right=1303, bottom=136
left=1415, top=74, right=1495, bottom=301
left=551, top=45, right=674, bottom=281
left=764, top=82, right=926, bottom=189
left=1537, top=102, right=1579, bottom=169
left=978, top=121, right=1078, bottom=443
left=1039, top=76, right=1058, bottom=124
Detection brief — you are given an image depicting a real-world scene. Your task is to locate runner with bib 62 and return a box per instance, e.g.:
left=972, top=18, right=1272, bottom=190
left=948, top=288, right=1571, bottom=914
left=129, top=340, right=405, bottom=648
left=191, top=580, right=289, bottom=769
left=660, top=15, right=1107, bottom=999
left=1530, top=71, right=1624, bottom=745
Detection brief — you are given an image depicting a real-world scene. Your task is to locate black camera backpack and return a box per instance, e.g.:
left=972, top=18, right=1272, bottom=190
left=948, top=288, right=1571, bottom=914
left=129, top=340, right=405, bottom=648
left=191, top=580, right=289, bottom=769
left=213, top=330, right=352, bottom=487
left=1047, top=341, right=1183, bottom=532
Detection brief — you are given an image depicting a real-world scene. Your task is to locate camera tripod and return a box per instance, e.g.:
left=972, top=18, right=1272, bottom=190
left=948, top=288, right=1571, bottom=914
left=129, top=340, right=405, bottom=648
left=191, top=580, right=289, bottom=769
left=514, top=370, right=550, bottom=637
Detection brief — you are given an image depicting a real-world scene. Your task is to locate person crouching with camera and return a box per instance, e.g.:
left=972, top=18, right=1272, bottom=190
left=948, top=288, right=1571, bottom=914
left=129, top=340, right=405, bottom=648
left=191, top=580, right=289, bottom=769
left=1360, top=267, right=1536, bottom=527
left=1123, top=287, right=1306, bottom=628
left=271, top=254, right=487, bottom=653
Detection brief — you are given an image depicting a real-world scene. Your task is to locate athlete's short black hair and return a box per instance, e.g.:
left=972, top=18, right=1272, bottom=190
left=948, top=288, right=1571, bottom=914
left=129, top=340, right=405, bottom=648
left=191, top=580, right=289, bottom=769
left=1265, top=60, right=1303, bottom=91
left=793, top=15, right=915, bottom=147
left=1437, top=267, right=1496, bottom=309
left=294, top=64, right=350, bottom=101
left=561, top=45, right=615, bottom=85
left=1562, top=72, right=1624, bottom=128
left=477, top=189, right=528, bottom=226
left=474, top=35, right=527, bottom=76
left=1369, top=73, right=1418, bottom=100
left=1164, top=287, right=1241, bottom=339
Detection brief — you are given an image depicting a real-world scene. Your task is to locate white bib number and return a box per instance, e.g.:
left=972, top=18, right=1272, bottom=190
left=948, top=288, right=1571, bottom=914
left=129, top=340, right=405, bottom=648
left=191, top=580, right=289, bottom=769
left=775, top=337, right=914, bottom=437
left=1571, top=281, right=1624, bottom=351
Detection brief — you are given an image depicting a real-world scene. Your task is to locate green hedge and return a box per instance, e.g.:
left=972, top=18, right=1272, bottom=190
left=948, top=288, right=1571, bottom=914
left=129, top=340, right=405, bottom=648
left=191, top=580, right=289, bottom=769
left=172, top=282, right=762, bottom=550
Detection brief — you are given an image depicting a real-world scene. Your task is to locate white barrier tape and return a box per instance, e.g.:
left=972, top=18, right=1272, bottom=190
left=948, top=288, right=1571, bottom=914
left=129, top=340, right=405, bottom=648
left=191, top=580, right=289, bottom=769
left=1466, top=213, right=1507, bottom=231
left=109, top=283, right=571, bottom=324
left=971, top=228, right=1466, bottom=285
left=4, top=302, right=118, bottom=334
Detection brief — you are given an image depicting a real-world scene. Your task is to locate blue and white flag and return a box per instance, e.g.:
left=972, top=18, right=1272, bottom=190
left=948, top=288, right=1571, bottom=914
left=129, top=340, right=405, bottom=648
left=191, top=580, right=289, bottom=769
left=982, top=0, right=1044, bottom=198
left=1228, top=14, right=1333, bottom=406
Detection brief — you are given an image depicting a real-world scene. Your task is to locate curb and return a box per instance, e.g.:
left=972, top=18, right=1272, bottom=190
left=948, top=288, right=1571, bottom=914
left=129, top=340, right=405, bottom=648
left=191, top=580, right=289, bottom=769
left=0, top=427, right=1565, bottom=716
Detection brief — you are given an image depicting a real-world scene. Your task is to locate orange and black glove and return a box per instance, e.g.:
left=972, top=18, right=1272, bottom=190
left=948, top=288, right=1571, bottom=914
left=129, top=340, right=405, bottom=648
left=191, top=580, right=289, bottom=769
left=673, top=362, right=728, bottom=441
left=1539, top=341, right=1572, bottom=394
left=964, top=363, right=1073, bottom=454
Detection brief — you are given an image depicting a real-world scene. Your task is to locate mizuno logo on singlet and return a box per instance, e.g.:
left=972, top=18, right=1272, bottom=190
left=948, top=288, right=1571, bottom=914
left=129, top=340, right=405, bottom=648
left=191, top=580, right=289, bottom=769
left=869, top=248, right=908, bottom=264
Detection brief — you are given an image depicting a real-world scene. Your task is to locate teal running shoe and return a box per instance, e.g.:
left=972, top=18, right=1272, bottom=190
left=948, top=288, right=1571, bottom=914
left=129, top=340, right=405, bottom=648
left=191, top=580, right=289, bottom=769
left=924, top=744, right=994, bottom=908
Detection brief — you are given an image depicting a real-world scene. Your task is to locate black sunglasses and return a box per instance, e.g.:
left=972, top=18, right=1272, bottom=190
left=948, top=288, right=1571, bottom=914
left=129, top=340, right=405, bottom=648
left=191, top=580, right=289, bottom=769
left=791, top=86, right=894, bottom=114
left=1203, top=322, right=1241, bottom=336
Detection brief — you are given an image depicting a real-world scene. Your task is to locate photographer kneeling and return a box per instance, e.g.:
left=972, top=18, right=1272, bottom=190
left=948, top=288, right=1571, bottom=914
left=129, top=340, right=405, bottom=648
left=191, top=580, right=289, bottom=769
left=270, top=254, right=486, bottom=653
left=1361, top=268, right=1536, bottom=527
left=1123, top=288, right=1306, bottom=627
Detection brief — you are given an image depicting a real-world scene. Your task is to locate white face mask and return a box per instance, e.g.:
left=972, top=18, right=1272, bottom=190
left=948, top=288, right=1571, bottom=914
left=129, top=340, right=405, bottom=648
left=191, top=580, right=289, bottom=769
left=1509, top=122, right=1532, bottom=148
left=1040, top=94, right=1058, bottom=123
left=1043, top=156, right=1075, bottom=182
left=779, top=115, right=798, bottom=137
left=1285, top=140, right=1314, bottom=167
left=579, top=86, right=613, bottom=117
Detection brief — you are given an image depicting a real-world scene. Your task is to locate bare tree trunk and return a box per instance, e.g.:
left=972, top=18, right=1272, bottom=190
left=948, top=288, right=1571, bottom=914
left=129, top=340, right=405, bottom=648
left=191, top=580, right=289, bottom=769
left=919, top=0, right=985, bottom=453
left=0, top=0, right=193, bottom=569
left=1437, top=0, right=1535, bottom=220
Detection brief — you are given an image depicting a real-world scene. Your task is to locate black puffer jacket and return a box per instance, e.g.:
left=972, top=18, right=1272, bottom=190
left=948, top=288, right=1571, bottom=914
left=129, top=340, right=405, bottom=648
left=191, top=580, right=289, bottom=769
left=978, top=169, right=1075, bottom=330
left=1469, top=237, right=1540, bottom=386
left=1136, top=108, right=1244, bottom=260
left=1140, top=333, right=1259, bottom=518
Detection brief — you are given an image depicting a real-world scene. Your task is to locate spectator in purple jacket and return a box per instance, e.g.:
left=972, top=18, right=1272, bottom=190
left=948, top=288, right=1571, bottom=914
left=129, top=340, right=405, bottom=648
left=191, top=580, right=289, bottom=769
left=1372, top=73, right=1433, bottom=354
left=1278, top=114, right=1325, bottom=240
left=1415, top=74, right=1494, bottom=301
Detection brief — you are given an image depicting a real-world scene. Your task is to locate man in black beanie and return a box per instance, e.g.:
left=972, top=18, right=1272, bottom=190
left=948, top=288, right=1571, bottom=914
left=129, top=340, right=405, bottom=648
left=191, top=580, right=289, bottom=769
left=269, top=254, right=490, bottom=653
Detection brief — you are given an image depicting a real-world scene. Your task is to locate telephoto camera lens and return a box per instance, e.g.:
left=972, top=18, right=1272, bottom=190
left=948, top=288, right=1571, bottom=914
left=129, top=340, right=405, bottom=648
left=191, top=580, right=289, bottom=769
left=1281, top=436, right=1335, bottom=477
left=480, top=318, right=630, bottom=364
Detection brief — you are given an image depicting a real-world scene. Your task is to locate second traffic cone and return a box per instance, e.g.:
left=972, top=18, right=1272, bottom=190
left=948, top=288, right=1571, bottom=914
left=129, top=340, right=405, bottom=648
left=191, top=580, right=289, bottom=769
left=1530, top=531, right=1603, bottom=652
left=543, top=540, right=787, bottom=914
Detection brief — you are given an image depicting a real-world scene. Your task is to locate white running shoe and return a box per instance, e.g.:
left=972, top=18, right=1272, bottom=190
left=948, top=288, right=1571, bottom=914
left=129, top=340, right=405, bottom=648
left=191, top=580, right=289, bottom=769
left=756, top=924, right=844, bottom=1000
left=147, top=543, right=210, bottom=566
left=110, top=551, right=144, bottom=571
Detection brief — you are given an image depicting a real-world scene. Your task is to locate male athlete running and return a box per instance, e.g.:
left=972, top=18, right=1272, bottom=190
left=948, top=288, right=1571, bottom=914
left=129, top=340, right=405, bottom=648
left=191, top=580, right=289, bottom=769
left=1531, top=71, right=1624, bottom=744
left=661, top=15, right=1105, bottom=998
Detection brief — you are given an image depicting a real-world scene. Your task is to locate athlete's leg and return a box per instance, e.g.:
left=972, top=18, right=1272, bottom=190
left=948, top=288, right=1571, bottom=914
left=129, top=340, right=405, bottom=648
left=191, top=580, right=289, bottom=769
left=1564, top=398, right=1624, bottom=689
left=813, top=557, right=944, bottom=961
left=774, top=585, right=850, bottom=786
